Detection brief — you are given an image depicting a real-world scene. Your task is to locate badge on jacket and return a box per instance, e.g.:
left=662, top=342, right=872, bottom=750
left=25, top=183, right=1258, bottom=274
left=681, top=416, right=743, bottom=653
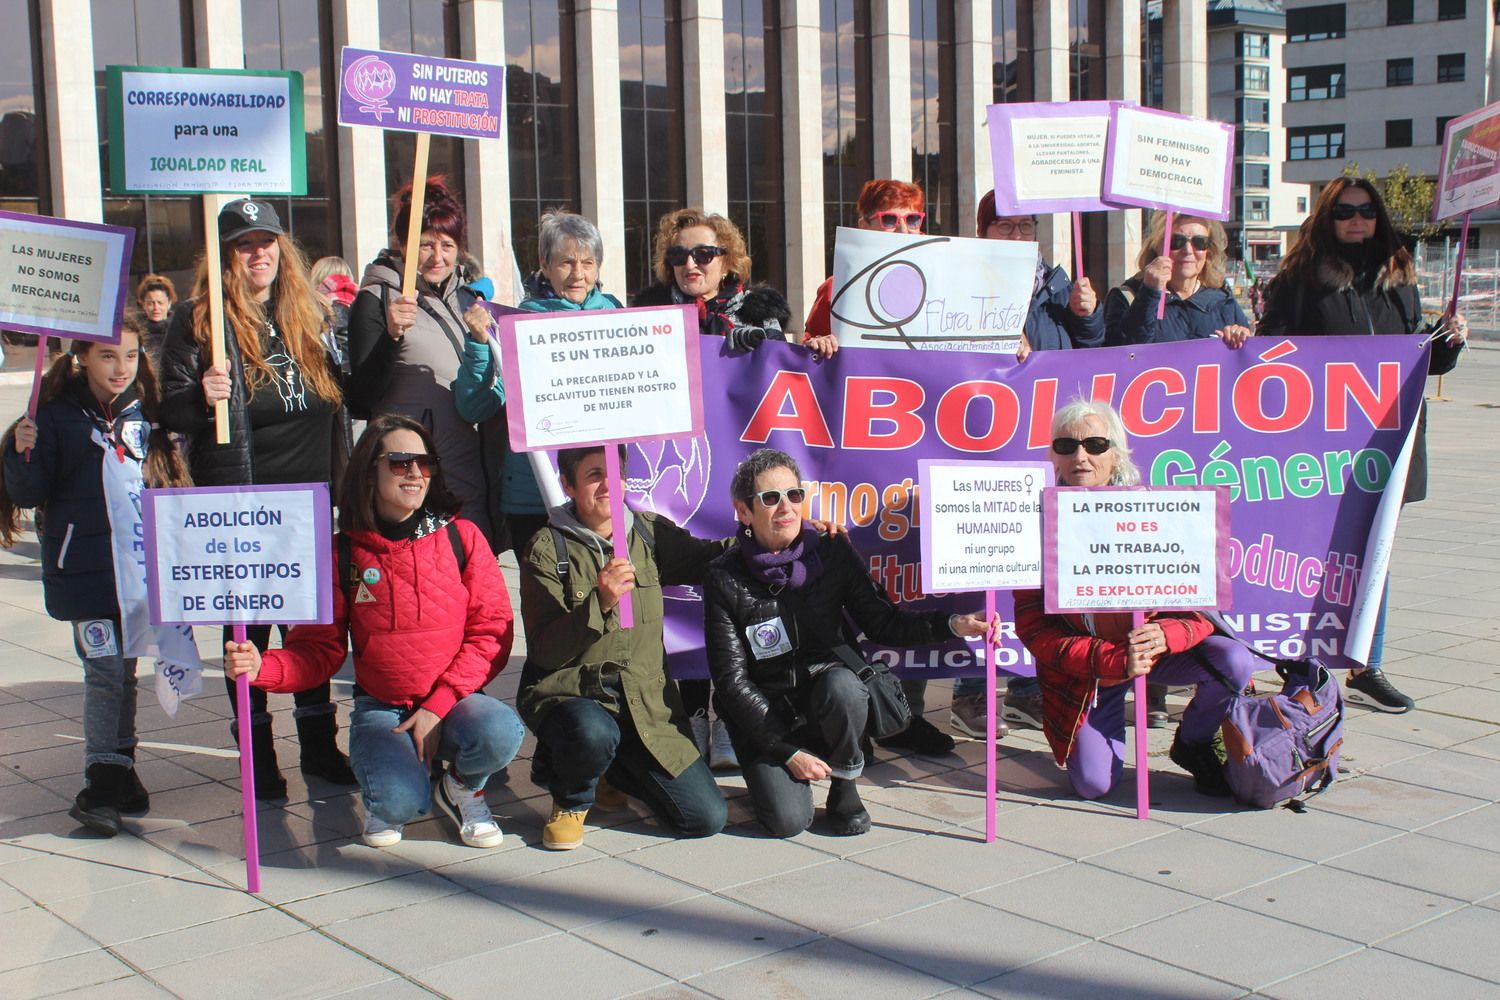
left=354, top=582, right=378, bottom=604
left=745, top=617, right=794, bottom=659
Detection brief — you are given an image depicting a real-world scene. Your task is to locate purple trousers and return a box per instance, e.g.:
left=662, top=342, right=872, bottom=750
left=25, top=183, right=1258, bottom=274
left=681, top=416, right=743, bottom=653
left=1067, top=635, right=1257, bottom=800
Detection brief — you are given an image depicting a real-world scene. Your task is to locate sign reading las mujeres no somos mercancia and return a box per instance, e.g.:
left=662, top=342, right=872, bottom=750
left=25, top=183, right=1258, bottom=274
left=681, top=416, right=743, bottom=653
left=105, top=65, right=307, bottom=195
left=0, top=212, right=134, bottom=343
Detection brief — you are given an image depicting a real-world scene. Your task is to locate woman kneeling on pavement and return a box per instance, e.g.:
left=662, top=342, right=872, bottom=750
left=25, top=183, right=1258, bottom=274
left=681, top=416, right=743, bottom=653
left=1014, top=400, right=1258, bottom=800
left=703, top=448, right=993, bottom=837
left=224, top=415, right=524, bottom=848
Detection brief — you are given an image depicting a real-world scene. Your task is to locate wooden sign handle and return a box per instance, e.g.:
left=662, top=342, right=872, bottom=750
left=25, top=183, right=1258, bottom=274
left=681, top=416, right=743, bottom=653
left=203, top=195, right=231, bottom=445
left=401, top=133, right=431, bottom=298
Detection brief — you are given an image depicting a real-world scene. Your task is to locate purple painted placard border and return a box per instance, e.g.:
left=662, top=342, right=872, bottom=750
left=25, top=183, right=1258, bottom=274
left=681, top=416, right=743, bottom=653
left=498, top=303, right=704, bottom=453
left=0, top=211, right=135, bottom=344
left=144, top=483, right=333, bottom=627
left=1101, top=104, right=1235, bottom=221
left=1042, top=484, right=1232, bottom=614
left=917, top=459, right=1054, bottom=596
left=987, top=101, right=1121, bottom=215
left=337, top=46, right=505, bottom=140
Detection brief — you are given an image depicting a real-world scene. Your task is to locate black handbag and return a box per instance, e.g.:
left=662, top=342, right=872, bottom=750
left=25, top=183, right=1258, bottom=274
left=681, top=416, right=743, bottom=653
left=830, top=643, right=912, bottom=739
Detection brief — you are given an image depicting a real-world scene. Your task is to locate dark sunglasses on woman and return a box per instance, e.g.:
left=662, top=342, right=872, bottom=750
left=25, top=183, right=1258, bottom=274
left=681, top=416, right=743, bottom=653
left=864, top=211, right=926, bottom=231
left=665, top=244, right=726, bottom=268
left=1052, top=437, right=1112, bottom=456
left=378, top=452, right=438, bottom=477
left=1330, top=202, right=1379, bottom=221
left=747, top=487, right=807, bottom=507
left=1169, top=234, right=1211, bottom=252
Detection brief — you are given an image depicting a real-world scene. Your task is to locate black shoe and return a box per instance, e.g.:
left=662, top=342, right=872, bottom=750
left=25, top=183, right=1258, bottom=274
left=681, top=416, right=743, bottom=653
left=69, top=763, right=126, bottom=836
left=876, top=716, right=956, bottom=757
left=1146, top=684, right=1169, bottom=729
left=1345, top=670, right=1415, bottom=714
left=296, top=712, right=359, bottom=786
left=826, top=778, right=871, bottom=836
left=117, top=750, right=149, bottom=814
left=1169, top=732, right=1232, bottom=797
left=234, top=721, right=288, bottom=801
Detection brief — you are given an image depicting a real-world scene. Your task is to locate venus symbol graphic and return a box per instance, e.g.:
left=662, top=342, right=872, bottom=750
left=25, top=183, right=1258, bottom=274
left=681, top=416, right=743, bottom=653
left=870, top=260, right=926, bottom=326
left=345, top=55, right=396, bottom=120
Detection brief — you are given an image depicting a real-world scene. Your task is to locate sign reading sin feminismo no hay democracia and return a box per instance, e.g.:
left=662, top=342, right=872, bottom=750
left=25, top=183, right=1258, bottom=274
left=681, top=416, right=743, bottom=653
left=338, top=47, right=504, bottom=139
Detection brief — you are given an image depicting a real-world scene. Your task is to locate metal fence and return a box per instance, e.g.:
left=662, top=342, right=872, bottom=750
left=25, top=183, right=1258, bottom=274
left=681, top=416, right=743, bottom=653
left=1415, top=243, right=1500, bottom=335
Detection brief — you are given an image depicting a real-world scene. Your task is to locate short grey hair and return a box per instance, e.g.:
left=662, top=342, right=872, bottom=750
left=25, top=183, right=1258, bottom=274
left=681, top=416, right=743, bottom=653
left=730, top=448, right=802, bottom=502
left=1051, top=398, right=1141, bottom=486
left=537, top=211, right=604, bottom=269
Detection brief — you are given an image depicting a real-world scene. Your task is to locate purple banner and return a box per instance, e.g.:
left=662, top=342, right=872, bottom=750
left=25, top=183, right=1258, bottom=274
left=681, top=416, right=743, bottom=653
left=337, top=47, right=502, bottom=139
left=624, top=336, right=1429, bottom=680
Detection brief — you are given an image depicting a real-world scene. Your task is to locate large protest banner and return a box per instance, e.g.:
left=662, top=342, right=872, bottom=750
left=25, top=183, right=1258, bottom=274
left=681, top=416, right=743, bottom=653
left=626, top=336, right=1430, bottom=680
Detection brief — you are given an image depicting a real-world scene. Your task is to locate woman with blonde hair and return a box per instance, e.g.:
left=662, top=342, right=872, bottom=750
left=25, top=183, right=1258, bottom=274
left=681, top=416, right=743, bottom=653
left=1104, top=212, right=1252, bottom=349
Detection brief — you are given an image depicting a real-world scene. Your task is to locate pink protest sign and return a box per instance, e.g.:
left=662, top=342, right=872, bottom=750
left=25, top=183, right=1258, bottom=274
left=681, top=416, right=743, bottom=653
left=0, top=212, right=135, bottom=344
left=988, top=101, right=1120, bottom=215
left=1102, top=105, right=1235, bottom=221
left=1436, top=101, right=1500, bottom=221
left=338, top=47, right=504, bottom=139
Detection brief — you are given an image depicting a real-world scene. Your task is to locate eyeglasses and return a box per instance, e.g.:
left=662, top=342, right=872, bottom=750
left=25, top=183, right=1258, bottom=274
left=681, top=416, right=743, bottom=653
left=665, top=244, right=726, bottom=268
left=1331, top=202, right=1379, bottom=221
left=989, top=219, right=1038, bottom=237
left=377, top=452, right=438, bottom=477
left=1169, top=234, right=1211, bottom=253
left=1051, top=437, right=1112, bottom=456
left=864, top=211, right=926, bottom=232
left=745, top=487, right=807, bottom=508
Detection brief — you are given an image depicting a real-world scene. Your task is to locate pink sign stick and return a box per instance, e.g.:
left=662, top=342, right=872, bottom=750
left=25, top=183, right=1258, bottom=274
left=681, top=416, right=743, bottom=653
left=1448, top=211, right=1472, bottom=318
left=1132, top=610, right=1150, bottom=820
left=984, top=589, right=998, bottom=844
left=1156, top=210, right=1174, bottom=321
left=1072, top=212, right=1084, bottom=281
left=604, top=445, right=634, bottom=629
left=23, top=338, right=46, bottom=463
left=233, top=623, right=261, bottom=893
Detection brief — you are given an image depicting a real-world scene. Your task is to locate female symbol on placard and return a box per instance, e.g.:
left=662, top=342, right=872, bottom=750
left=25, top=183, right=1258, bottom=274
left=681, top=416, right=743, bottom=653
left=345, top=54, right=396, bottom=120
left=869, top=260, right=926, bottom=327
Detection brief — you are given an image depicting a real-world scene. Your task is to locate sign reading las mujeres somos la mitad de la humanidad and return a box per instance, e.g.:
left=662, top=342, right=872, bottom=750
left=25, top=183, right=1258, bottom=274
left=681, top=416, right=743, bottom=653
left=0, top=212, right=134, bottom=343
left=917, top=460, right=1053, bottom=595
left=143, top=484, right=333, bottom=627
left=105, top=66, right=306, bottom=195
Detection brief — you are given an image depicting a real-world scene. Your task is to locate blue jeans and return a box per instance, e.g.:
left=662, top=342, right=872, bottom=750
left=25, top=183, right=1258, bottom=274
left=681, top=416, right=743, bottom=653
left=535, top=697, right=726, bottom=838
left=349, top=693, right=524, bottom=826
left=1364, top=578, right=1389, bottom=672
left=72, top=619, right=137, bottom=768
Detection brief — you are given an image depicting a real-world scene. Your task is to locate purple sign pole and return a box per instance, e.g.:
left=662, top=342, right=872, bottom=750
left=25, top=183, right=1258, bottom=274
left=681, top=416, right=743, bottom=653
left=984, top=589, right=998, bottom=841
left=1132, top=614, right=1149, bottom=819
left=23, top=339, right=46, bottom=463
left=233, top=625, right=260, bottom=893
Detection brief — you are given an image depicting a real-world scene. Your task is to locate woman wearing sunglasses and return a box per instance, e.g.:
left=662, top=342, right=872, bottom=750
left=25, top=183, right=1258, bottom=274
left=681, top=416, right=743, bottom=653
left=1104, top=213, right=1253, bottom=349
left=1256, top=176, right=1466, bottom=714
left=224, top=414, right=524, bottom=849
left=702, top=448, right=992, bottom=837
left=1014, top=400, right=1257, bottom=801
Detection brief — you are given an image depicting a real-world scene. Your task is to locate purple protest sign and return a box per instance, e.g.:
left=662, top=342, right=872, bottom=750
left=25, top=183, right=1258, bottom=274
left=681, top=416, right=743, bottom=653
left=0, top=212, right=135, bottom=344
left=629, top=335, right=1430, bottom=681
left=988, top=101, right=1119, bottom=215
left=1103, top=105, right=1235, bottom=221
left=338, top=47, right=503, bottom=139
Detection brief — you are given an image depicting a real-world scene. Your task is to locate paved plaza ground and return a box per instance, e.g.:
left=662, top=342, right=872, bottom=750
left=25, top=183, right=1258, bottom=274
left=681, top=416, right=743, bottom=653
left=1, top=347, right=1498, bottom=999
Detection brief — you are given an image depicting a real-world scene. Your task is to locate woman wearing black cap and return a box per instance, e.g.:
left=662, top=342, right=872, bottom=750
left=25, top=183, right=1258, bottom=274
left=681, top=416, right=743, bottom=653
left=158, top=198, right=355, bottom=800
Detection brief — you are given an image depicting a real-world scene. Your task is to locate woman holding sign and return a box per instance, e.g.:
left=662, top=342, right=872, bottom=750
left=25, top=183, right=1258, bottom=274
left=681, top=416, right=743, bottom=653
left=1257, top=176, right=1468, bottom=713
left=1013, top=400, right=1259, bottom=800
left=159, top=198, right=354, bottom=800
left=1103, top=214, right=1253, bottom=349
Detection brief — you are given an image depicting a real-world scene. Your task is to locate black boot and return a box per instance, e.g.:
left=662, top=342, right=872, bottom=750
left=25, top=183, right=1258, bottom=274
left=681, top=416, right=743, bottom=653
left=1169, top=731, right=1232, bottom=797
left=296, top=712, right=358, bottom=786
left=234, top=720, right=288, bottom=800
left=116, top=748, right=149, bottom=814
left=69, top=763, right=125, bottom=836
left=826, top=778, right=871, bottom=836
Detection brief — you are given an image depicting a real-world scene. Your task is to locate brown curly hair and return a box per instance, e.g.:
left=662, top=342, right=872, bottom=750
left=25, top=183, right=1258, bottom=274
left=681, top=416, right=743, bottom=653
left=651, top=208, right=752, bottom=288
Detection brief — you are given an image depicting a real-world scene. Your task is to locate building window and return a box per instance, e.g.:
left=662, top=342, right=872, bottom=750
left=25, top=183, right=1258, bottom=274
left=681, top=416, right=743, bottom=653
left=619, top=0, right=686, bottom=294
left=1297, top=196, right=1308, bottom=213
left=1438, top=115, right=1459, bottom=142
left=1387, top=119, right=1413, bottom=148
left=1387, top=0, right=1413, bottom=25
left=991, top=0, right=1033, bottom=105
left=1438, top=0, right=1466, bottom=20
left=1237, top=64, right=1270, bottom=93
left=1288, top=125, right=1345, bottom=160
left=821, top=0, right=873, bottom=271
left=1438, top=53, right=1466, bottom=83
left=1245, top=197, right=1270, bottom=223
left=1386, top=58, right=1413, bottom=87
left=724, top=0, right=785, bottom=290
left=1288, top=65, right=1344, bottom=101
left=1239, top=32, right=1270, bottom=58
left=1237, top=98, right=1269, bottom=124
left=505, top=1, right=581, bottom=276
left=1238, top=129, right=1270, bottom=158
left=0, top=0, right=46, bottom=216
left=1287, top=4, right=1345, bottom=42
left=1241, top=163, right=1270, bottom=189
left=911, top=0, right=957, bottom=236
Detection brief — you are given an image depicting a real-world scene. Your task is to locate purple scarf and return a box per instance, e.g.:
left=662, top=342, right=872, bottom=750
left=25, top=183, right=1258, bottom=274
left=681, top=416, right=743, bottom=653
left=740, top=525, right=824, bottom=590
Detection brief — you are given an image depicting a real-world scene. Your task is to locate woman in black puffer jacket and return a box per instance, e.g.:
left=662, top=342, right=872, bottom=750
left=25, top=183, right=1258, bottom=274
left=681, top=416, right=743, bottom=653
left=702, top=448, right=990, bottom=838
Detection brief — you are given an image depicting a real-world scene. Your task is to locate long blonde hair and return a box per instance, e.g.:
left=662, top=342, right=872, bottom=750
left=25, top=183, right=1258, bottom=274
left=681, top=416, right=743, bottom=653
left=1136, top=212, right=1229, bottom=289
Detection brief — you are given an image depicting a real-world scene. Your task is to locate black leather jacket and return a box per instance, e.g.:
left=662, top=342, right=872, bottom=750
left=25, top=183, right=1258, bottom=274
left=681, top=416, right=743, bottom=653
left=702, top=534, right=954, bottom=762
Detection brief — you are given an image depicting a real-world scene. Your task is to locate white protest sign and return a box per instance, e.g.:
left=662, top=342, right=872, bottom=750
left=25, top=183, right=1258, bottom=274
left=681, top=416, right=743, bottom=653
left=143, top=484, right=333, bottom=626
left=829, top=228, right=1036, bottom=353
left=1436, top=101, right=1500, bottom=220
left=988, top=101, right=1119, bottom=214
left=0, top=212, right=134, bottom=343
left=917, top=461, right=1052, bottom=594
left=1102, top=105, right=1234, bottom=220
left=497, top=304, right=704, bottom=451
left=1043, top=486, right=1231, bottom=613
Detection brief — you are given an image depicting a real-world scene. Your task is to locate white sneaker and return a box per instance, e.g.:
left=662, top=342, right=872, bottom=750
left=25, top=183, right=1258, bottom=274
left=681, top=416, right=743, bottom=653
left=436, top=771, right=504, bottom=848
left=688, top=709, right=711, bottom=758
left=709, top=717, right=739, bottom=770
left=361, top=809, right=403, bottom=848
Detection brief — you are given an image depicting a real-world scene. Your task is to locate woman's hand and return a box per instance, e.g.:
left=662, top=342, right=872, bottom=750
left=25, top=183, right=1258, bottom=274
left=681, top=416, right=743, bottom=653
left=1069, top=277, right=1097, bottom=316
left=1216, top=324, right=1253, bottom=349
left=948, top=613, right=992, bottom=639
left=1438, top=311, right=1469, bottom=345
left=1015, top=332, right=1033, bottom=363
left=222, top=640, right=262, bottom=683
left=1125, top=622, right=1167, bottom=678
left=596, top=557, right=636, bottom=612
left=386, top=294, right=418, bottom=340
left=806, top=518, right=848, bottom=538
left=12, top=416, right=37, bottom=453
left=1141, top=256, right=1173, bottom=292
left=804, top=334, right=838, bottom=359
left=201, top=365, right=231, bottom=404
left=463, top=302, right=493, bottom=343
left=394, top=707, right=443, bottom=764
left=786, top=750, right=832, bottom=782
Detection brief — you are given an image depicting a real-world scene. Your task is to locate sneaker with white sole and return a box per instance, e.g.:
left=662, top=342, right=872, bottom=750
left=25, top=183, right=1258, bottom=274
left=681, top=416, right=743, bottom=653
left=361, top=809, right=403, bottom=848
left=688, top=709, right=711, bottom=759
left=1345, top=669, right=1415, bottom=713
left=709, top=717, right=739, bottom=770
left=949, top=693, right=1009, bottom=741
left=436, top=771, right=504, bottom=848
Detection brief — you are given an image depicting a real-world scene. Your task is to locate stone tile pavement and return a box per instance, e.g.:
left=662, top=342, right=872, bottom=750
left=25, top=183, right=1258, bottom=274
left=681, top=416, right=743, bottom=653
left=1, top=348, right=1497, bottom=999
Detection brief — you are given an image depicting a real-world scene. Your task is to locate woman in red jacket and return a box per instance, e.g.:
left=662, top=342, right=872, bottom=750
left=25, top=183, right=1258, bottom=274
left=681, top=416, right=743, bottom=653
left=224, top=414, right=523, bottom=848
left=1014, top=399, right=1257, bottom=800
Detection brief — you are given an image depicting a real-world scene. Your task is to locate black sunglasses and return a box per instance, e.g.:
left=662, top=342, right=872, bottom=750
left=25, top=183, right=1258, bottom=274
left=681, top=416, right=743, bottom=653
left=1052, top=437, right=1112, bottom=456
left=1331, top=202, right=1379, bottom=221
left=1169, top=234, right=1211, bottom=252
left=665, top=244, right=726, bottom=268
left=377, top=451, right=438, bottom=477
left=745, top=487, right=807, bottom=508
